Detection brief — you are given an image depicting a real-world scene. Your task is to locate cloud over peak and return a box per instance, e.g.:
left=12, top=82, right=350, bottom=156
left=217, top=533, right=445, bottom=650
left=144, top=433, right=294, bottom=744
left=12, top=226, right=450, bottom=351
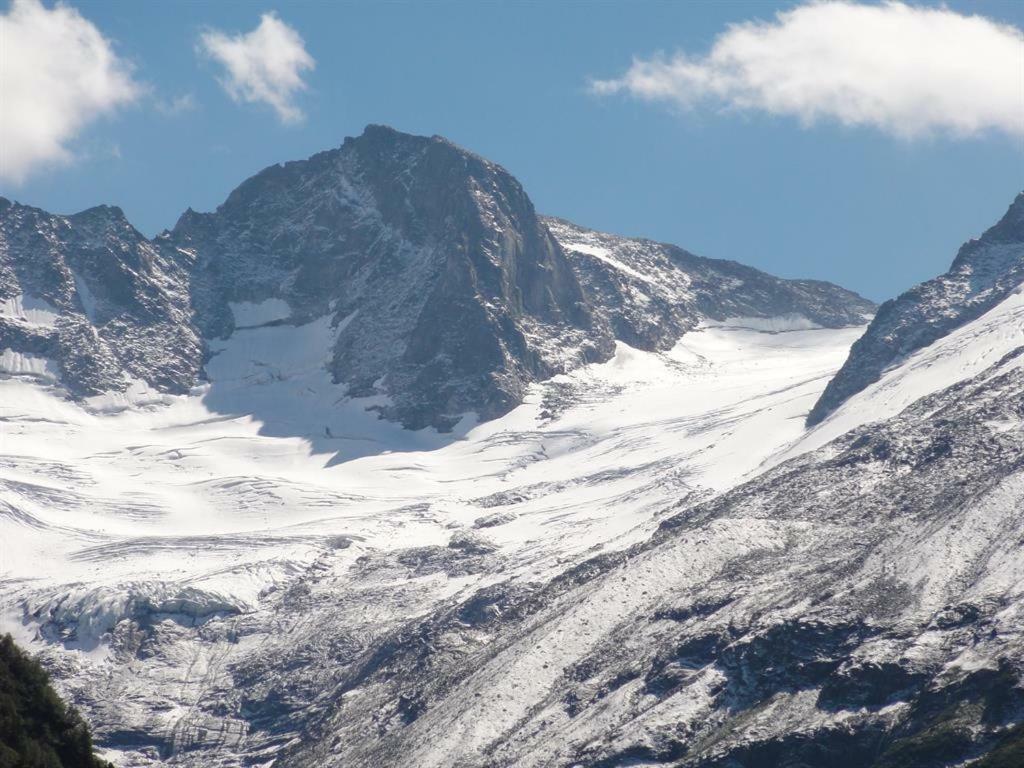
left=199, top=12, right=314, bottom=124
left=0, top=0, right=142, bottom=183
left=591, top=1, right=1024, bottom=140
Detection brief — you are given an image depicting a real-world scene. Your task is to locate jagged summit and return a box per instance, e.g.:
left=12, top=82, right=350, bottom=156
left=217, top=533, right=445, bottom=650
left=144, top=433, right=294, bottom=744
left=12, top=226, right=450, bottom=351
left=808, top=191, right=1024, bottom=426
left=170, top=124, right=611, bottom=429
left=0, top=198, right=132, bottom=226
left=3, top=125, right=874, bottom=430
left=69, top=203, right=131, bottom=222
left=973, top=191, right=1024, bottom=245
left=0, top=199, right=201, bottom=397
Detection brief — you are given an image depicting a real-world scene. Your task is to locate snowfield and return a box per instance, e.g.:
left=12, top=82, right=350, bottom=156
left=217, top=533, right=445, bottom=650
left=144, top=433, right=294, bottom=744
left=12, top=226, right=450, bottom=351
left=0, top=318, right=862, bottom=762
left=1, top=132, right=1019, bottom=767
left=0, top=290, right=1021, bottom=768
left=1, top=318, right=862, bottom=612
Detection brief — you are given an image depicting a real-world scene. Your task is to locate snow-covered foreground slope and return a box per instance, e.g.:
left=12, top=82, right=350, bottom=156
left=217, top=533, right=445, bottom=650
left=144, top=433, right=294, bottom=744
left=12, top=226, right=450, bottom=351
left=280, top=283, right=1024, bottom=768
left=0, top=318, right=862, bottom=765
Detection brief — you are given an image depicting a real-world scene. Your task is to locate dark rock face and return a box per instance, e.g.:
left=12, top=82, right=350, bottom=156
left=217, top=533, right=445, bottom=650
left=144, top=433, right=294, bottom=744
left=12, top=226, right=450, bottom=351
left=2, top=126, right=874, bottom=429
left=546, top=217, right=876, bottom=351
left=808, top=192, right=1024, bottom=425
left=170, top=125, right=612, bottom=430
left=0, top=199, right=201, bottom=398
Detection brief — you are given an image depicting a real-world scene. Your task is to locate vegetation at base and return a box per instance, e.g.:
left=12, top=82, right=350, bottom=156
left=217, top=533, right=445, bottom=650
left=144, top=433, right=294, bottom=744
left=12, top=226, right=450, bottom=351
left=974, top=722, right=1024, bottom=768
left=0, top=634, right=112, bottom=768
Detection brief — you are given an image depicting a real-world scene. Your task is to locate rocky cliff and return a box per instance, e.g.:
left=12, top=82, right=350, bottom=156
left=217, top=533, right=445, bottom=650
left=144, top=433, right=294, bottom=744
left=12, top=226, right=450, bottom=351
left=3, top=125, right=874, bottom=430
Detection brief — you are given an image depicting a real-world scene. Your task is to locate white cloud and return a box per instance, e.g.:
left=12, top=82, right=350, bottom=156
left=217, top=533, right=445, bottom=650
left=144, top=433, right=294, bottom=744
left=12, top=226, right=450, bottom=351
left=198, top=12, right=314, bottom=124
left=0, top=0, right=142, bottom=184
left=591, top=1, right=1024, bottom=140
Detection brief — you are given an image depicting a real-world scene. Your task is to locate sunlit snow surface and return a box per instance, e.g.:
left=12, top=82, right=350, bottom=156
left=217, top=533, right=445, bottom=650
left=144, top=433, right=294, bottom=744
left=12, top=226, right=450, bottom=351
left=778, top=284, right=1024, bottom=464
left=0, top=293, right=61, bottom=327
left=2, top=296, right=1023, bottom=766
left=1, top=320, right=859, bottom=642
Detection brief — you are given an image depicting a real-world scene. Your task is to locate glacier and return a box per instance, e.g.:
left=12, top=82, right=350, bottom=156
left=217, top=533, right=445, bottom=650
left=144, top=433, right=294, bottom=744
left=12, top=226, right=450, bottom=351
left=0, top=127, right=1021, bottom=767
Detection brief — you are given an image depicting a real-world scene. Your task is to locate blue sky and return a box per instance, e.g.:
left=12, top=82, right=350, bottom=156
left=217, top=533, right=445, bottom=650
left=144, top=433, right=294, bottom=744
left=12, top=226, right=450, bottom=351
left=2, top=0, right=1022, bottom=302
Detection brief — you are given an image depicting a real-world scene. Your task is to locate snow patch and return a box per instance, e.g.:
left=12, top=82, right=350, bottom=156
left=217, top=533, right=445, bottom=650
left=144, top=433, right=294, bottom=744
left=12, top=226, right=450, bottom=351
left=567, top=243, right=654, bottom=284
left=71, top=272, right=98, bottom=321
left=0, top=349, right=59, bottom=381
left=0, top=294, right=60, bottom=327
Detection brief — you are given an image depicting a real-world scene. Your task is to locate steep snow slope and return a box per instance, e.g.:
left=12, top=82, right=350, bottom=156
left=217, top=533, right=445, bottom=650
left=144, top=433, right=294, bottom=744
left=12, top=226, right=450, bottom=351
left=280, top=275, right=1024, bottom=768
left=809, top=192, right=1024, bottom=425
left=0, top=318, right=863, bottom=765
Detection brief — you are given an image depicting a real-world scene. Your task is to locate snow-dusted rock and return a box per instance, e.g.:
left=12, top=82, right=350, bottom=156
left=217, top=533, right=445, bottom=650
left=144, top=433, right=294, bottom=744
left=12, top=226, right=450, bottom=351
left=3, top=126, right=874, bottom=432
left=0, top=199, right=202, bottom=399
left=809, top=192, right=1024, bottom=425
left=3, top=133, right=1021, bottom=768
left=547, top=216, right=873, bottom=352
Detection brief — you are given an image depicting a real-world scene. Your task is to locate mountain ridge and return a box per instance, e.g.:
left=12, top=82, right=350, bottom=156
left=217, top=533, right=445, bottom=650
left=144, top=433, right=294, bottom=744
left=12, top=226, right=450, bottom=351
left=1, top=138, right=1022, bottom=768
left=1, top=125, right=875, bottom=432
left=808, top=192, right=1024, bottom=426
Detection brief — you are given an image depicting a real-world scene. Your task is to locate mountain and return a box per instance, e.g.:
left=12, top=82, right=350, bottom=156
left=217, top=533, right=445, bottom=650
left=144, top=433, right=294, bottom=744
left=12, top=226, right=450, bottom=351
left=808, top=192, right=1024, bottom=425
left=547, top=217, right=872, bottom=351
left=0, top=199, right=200, bottom=398
left=277, top=290, right=1023, bottom=768
left=3, top=125, right=873, bottom=431
left=248, top=195, right=1023, bottom=768
left=169, top=125, right=612, bottom=430
left=0, top=313, right=873, bottom=767
left=3, top=133, right=1020, bottom=768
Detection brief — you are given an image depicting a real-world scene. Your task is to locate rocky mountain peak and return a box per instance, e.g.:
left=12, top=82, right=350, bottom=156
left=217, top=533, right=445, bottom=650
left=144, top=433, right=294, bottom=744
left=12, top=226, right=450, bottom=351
left=981, top=191, right=1024, bottom=243
left=170, top=124, right=610, bottom=429
left=949, top=191, right=1024, bottom=274
left=68, top=203, right=130, bottom=223
left=3, top=126, right=875, bottom=431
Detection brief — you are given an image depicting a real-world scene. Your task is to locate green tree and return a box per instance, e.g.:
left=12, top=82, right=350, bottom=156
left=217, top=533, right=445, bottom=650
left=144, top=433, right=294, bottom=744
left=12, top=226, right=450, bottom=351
left=0, top=634, right=112, bottom=768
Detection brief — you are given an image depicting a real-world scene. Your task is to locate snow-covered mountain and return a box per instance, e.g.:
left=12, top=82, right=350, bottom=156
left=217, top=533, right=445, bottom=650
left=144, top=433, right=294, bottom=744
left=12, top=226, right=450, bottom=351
left=547, top=216, right=873, bottom=351
left=808, top=192, right=1024, bottom=425
left=1, top=128, right=1020, bottom=767
left=168, top=125, right=613, bottom=431
left=282, top=278, right=1024, bottom=768
left=0, top=199, right=200, bottom=397
left=3, top=125, right=872, bottom=432
left=276, top=197, right=1024, bottom=768
left=1, top=319, right=870, bottom=767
